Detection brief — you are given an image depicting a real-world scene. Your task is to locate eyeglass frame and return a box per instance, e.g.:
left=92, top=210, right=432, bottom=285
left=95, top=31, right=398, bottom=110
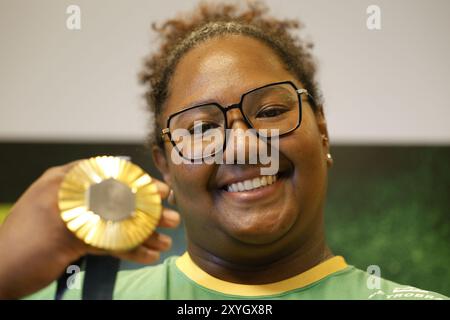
left=160, top=80, right=314, bottom=162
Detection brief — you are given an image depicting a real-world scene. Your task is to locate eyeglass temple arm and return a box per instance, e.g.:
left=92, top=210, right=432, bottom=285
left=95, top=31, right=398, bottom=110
left=297, top=88, right=317, bottom=105
left=161, top=128, right=170, bottom=139
left=297, top=88, right=312, bottom=98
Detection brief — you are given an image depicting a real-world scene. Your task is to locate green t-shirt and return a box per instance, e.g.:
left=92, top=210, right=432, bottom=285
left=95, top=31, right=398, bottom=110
left=25, top=253, right=447, bottom=300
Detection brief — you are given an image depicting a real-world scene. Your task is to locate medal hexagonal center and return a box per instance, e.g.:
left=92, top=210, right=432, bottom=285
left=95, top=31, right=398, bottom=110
left=87, top=178, right=135, bottom=221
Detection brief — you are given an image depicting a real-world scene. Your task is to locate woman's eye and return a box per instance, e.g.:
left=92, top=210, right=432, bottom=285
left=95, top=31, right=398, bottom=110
left=189, top=122, right=218, bottom=134
left=255, top=106, right=288, bottom=118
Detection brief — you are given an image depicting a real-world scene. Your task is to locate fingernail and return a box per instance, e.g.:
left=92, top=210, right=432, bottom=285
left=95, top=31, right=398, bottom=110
left=166, top=210, right=180, bottom=224
left=159, top=234, right=172, bottom=247
left=146, top=249, right=160, bottom=261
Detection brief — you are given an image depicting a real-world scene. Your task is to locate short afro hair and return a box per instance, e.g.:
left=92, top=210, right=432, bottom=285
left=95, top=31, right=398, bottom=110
left=139, top=1, right=322, bottom=146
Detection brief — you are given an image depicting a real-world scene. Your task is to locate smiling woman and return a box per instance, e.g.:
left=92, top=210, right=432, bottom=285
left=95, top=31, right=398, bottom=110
left=0, top=1, right=447, bottom=300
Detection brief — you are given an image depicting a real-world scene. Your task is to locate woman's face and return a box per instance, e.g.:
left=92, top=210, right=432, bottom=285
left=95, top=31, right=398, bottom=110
left=154, top=35, right=330, bottom=264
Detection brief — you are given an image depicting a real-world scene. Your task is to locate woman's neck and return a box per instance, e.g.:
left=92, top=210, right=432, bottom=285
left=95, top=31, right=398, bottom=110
left=186, top=230, right=333, bottom=285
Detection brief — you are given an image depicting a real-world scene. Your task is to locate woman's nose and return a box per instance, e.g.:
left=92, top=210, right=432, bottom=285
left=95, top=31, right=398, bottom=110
left=223, top=108, right=260, bottom=164
left=226, top=107, right=249, bottom=131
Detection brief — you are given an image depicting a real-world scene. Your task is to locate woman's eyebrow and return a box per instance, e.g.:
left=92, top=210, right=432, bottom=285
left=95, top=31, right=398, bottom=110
left=182, top=98, right=220, bottom=110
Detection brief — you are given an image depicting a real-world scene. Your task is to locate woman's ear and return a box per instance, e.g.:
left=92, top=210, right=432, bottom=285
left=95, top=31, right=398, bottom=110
left=315, top=106, right=333, bottom=168
left=152, top=145, right=173, bottom=186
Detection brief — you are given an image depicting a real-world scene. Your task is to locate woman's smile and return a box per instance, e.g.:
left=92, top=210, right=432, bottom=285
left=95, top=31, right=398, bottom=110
left=214, top=163, right=294, bottom=205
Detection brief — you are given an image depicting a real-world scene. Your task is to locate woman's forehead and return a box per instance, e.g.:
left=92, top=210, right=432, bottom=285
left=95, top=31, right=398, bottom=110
left=164, top=35, right=296, bottom=115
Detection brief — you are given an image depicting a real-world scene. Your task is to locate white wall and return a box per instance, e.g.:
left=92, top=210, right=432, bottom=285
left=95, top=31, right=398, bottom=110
left=0, top=0, right=449, bottom=144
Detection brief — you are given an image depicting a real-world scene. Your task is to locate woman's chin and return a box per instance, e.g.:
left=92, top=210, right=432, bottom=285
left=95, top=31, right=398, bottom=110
left=222, top=211, right=298, bottom=245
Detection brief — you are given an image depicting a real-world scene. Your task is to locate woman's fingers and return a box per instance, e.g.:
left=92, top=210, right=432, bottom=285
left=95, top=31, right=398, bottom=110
left=58, top=160, right=84, bottom=173
left=153, top=178, right=180, bottom=226
left=87, top=231, right=173, bottom=265
left=142, top=231, right=172, bottom=251
left=153, top=179, right=170, bottom=199
left=158, top=208, right=180, bottom=228
left=108, top=231, right=173, bottom=264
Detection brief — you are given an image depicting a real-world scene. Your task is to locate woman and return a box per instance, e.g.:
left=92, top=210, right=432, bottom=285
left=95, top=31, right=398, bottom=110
left=0, top=1, right=446, bottom=300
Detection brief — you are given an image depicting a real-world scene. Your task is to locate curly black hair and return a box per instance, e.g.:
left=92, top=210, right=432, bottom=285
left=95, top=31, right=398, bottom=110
left=139, top=0, right=322, bottom=146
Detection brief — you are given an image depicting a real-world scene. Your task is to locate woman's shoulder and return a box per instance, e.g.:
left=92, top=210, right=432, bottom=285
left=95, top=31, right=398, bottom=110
left=330, top=264, right=448, bottom=300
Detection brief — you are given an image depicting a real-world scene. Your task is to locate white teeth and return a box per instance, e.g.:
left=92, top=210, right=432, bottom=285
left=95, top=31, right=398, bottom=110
left=225, top=174, right=278, bottom=192
left=252, top=177, right=261, bottom=188
left=244, top=180, right=252, bottom=190
left=260, top=176, right=267, bottom=186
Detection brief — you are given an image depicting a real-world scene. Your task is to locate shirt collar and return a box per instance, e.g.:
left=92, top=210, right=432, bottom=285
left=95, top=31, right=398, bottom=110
left=175, top=251, right=348, bottom=296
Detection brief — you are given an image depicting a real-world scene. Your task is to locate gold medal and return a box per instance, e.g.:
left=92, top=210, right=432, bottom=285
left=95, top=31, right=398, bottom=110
left=58, top=156, right=162, bottom=251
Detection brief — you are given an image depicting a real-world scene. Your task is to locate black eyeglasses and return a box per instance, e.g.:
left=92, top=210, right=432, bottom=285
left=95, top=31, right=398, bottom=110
left=161, top=80, right=312, bottom=161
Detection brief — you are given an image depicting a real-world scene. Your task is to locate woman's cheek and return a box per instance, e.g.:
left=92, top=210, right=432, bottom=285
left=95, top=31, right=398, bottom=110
left=282, top=119, right=326, bottom=199
left=172, top=165, right=200, bottom=192
left=170, top=163, right=214, bottom=207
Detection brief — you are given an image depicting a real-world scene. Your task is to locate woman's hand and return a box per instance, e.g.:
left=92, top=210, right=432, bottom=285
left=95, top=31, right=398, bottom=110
left=0, top=161, right=180, bottom=299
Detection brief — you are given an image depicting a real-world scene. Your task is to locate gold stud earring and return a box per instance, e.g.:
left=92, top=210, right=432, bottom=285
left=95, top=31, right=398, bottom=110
left=326, top=153, right=333, bottom=168
left=168, top=189, right=176, bottom=206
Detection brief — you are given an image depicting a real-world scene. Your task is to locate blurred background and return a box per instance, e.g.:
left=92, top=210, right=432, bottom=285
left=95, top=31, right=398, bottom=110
left=0, top=0, right=449, bottom=296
